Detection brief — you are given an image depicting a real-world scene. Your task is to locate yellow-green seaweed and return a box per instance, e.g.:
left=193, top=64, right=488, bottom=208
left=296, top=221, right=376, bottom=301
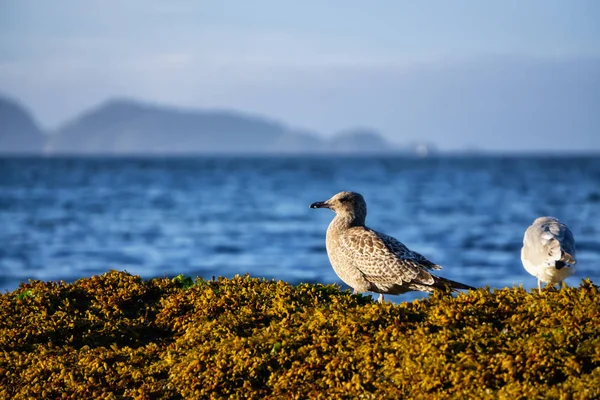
left=0, top=271, right=599, bottom=399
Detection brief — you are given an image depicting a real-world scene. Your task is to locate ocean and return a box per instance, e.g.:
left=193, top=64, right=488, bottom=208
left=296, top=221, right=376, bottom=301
left=1, top=155, right=599, bottom=301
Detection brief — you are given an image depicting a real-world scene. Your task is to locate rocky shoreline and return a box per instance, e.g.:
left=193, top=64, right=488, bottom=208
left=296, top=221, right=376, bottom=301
left=1, top=271, right=598, bottom=399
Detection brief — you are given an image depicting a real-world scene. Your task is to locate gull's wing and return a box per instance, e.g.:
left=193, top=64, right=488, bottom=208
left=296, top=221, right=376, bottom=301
left=378, top=232, right=443, bottom=271
left=523, top=217, right=576, bottom=267
left=336, top=226, right=437, bottom=286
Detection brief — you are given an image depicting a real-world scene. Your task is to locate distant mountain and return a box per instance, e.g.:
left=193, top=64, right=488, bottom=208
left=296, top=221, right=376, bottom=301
left=46, top=99, right=398, bottom=155
left=0, top=96, right=45, bottom=154
left=328, top=128, right=392, bottom=154
left=268, top=129, right=325, bottom=154
left=47, top=99, right=289, bottom=154
left=0, top=96, right=401, bottom=155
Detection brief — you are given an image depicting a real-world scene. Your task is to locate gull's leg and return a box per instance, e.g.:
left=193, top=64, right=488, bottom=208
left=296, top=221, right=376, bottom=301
left=353, top=288, right=358, bottom=295
left=378, top=293, right=384, bottom=303
left=538, top=279, right=542, bottom=292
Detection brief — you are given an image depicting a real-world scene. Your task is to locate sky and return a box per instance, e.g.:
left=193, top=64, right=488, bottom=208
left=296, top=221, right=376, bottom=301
left=1, top=0, right=599, bottom=151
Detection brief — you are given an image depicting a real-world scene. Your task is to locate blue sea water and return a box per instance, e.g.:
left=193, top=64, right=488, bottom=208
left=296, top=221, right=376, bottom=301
left=1, top=156, right=599, bottom=301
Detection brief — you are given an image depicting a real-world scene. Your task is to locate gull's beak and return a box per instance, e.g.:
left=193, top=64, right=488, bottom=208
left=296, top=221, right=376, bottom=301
left=310, top=201, right=330, bottom=209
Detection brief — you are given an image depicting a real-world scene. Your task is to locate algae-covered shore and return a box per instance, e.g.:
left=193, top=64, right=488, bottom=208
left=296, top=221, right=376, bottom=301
left=1, top=271, right=599, bottom=399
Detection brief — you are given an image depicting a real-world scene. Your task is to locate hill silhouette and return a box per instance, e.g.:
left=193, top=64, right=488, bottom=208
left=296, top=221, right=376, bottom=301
left=41, top=99, right=398, bottom=155
left=0, top=96, right=45, bottom=154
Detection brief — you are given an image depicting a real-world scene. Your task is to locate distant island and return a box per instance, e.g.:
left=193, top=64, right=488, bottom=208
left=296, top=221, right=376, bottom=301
left=0, top=96, right=46, bottom=154
left=0, top=95, right=433, bottom=156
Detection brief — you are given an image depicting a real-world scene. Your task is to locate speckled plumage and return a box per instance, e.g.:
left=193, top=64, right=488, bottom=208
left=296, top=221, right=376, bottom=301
left=310, top=191, right=474, bottom=302
left=521, top=216, right=576, bottom=291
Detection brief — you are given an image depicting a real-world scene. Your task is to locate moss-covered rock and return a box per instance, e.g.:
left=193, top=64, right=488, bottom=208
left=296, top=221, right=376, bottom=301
left=1, top=271, right=598, bottom=399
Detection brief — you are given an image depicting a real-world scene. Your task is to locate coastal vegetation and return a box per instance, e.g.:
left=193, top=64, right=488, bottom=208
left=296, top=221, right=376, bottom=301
left=1, top=271, right=598, bottom=399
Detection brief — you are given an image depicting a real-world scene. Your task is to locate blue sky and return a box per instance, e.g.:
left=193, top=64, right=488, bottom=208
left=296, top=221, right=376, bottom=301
left=1, top=1, right=599, bottom=150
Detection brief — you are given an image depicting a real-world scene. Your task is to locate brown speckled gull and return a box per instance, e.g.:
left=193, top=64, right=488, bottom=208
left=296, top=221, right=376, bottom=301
left=310, top=191, right=474, bottom=302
